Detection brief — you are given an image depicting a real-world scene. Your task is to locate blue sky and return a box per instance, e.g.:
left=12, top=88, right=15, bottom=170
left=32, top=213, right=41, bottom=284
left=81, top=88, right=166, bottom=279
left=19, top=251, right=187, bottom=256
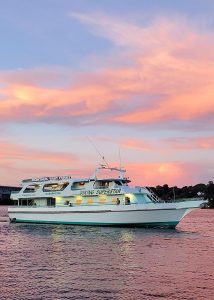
left=1, top=0, right=214, bottom=69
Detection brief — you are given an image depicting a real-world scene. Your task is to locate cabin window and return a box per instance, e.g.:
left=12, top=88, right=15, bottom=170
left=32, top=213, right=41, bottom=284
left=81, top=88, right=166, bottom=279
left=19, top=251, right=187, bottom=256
left=93, top=181, right=109, bottom=189
left=43, top=182, right=69, bottom=192
left=23, top=184, right=40, bottom=193
left=71, top=182, right=86, bottom=190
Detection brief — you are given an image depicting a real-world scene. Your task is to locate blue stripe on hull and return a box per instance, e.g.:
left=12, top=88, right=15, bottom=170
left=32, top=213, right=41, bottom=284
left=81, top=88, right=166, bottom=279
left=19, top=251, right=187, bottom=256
left=11, top=219, right=179, bottom=228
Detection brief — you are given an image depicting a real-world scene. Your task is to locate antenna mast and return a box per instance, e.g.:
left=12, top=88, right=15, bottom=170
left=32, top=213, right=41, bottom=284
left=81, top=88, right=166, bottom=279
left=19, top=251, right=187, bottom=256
left=119, top=147, right=122, bottom=169
left=87, top=137, right=110, bottom=168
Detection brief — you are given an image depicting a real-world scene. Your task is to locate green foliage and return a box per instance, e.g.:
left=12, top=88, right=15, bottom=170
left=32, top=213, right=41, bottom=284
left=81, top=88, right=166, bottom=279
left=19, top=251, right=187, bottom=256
left=151, top=183, right=207, bottom=202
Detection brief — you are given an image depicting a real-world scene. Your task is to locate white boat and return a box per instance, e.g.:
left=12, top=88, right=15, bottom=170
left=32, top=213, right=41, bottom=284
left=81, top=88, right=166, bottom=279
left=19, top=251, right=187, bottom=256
left=8, top=165, right=204, bottom=228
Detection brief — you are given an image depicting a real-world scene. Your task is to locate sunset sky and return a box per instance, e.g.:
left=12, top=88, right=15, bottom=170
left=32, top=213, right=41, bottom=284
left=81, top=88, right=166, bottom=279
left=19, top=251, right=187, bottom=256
left=0, top=0, right=214, bottom=187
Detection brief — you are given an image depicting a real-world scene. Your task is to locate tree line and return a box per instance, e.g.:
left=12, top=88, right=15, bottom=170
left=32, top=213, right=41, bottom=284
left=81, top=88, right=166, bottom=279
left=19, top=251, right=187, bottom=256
left=149, top=181, right=214, bottom=208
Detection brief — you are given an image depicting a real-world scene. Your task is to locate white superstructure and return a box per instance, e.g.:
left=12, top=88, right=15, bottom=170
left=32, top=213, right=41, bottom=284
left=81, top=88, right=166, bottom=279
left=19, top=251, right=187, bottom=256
left=8, top=165, right=204, bottom=228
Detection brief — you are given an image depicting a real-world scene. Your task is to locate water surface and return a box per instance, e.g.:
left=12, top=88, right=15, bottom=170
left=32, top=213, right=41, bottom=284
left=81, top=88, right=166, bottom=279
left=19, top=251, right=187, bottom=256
left=0, top=207, right=213, bottom=300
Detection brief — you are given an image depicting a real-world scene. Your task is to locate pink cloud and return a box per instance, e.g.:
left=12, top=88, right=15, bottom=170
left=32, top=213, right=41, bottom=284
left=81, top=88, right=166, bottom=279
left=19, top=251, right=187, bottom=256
left=126, top=162, right=213, bottom=187
left=120, top=138, right=154, bottom=151
left=0, top=141, right=80, bottom=185
left=1, top=159, right=211, bottom=188
left=164, top=136, right=214, bottom=150
left=1, top=13, right=213, bottom=187
left=0, top=139, right=212, bottom=187
left=0, top=14, right=214, bottom=130
left=70, top=13, right=194, bottom=51
left=0, top=141, right=76, bottom=164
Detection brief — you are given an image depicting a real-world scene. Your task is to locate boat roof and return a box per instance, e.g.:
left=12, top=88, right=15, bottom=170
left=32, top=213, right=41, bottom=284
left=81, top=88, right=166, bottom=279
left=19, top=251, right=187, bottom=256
left=22, top=176, right=90, bottom=184
left=22, top=177, right=130, bottom=184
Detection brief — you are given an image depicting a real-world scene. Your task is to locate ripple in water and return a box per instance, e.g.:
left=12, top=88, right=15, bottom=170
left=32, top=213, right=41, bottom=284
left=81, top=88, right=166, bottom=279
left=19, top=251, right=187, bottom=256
left=0, top=206, right=213, bottom=300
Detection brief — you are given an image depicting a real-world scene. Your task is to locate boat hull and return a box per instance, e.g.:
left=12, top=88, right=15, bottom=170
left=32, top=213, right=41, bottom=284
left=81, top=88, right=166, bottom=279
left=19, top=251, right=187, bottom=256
left=8, top=200, right=203, bottom=228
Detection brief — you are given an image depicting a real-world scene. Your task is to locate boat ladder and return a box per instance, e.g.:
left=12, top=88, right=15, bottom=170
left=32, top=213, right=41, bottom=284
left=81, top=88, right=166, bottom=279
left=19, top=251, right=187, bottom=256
left=144, top=187, right=163, bottom=203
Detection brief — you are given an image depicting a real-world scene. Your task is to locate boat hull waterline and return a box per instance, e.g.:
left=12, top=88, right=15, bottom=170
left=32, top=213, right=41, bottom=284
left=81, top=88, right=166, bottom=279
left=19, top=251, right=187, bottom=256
left=8, top=201, right=202, bottom=228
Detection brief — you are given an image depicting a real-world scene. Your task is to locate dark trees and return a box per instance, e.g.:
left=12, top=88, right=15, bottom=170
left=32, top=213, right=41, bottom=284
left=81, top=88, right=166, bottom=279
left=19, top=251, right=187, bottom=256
left=205, top=181, right=214, bottom=208
left=151, top=183, right=207, bottom=201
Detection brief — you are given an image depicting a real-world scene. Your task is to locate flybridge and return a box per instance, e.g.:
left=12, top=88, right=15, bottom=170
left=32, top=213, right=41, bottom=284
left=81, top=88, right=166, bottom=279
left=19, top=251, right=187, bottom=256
left=22, top=166, right=128, bottom=184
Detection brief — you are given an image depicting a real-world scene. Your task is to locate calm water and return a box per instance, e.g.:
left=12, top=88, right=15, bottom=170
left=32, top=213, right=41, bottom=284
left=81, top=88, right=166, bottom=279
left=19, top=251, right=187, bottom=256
left=0, top=207, right=213, bottom=300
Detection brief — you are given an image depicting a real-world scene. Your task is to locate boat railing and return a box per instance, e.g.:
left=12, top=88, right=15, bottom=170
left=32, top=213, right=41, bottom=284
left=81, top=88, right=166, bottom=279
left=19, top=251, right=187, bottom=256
left=166, top=197, right=205, bottom=203
left=143, top=187, right=164, bottom=203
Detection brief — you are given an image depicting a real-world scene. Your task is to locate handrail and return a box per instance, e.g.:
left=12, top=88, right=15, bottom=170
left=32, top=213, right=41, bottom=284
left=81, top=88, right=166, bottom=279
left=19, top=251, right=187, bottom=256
left=144, top=187, right=164, bottom=203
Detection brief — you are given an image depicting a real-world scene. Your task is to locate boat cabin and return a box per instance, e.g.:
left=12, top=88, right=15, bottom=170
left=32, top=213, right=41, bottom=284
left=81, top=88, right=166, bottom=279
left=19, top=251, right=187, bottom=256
left=10, top=166, right=160, bottom=207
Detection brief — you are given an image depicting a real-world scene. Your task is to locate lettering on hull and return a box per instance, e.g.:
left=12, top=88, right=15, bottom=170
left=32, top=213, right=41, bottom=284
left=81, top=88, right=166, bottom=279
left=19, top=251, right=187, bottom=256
left=80, top=188, right=121, bottom=196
